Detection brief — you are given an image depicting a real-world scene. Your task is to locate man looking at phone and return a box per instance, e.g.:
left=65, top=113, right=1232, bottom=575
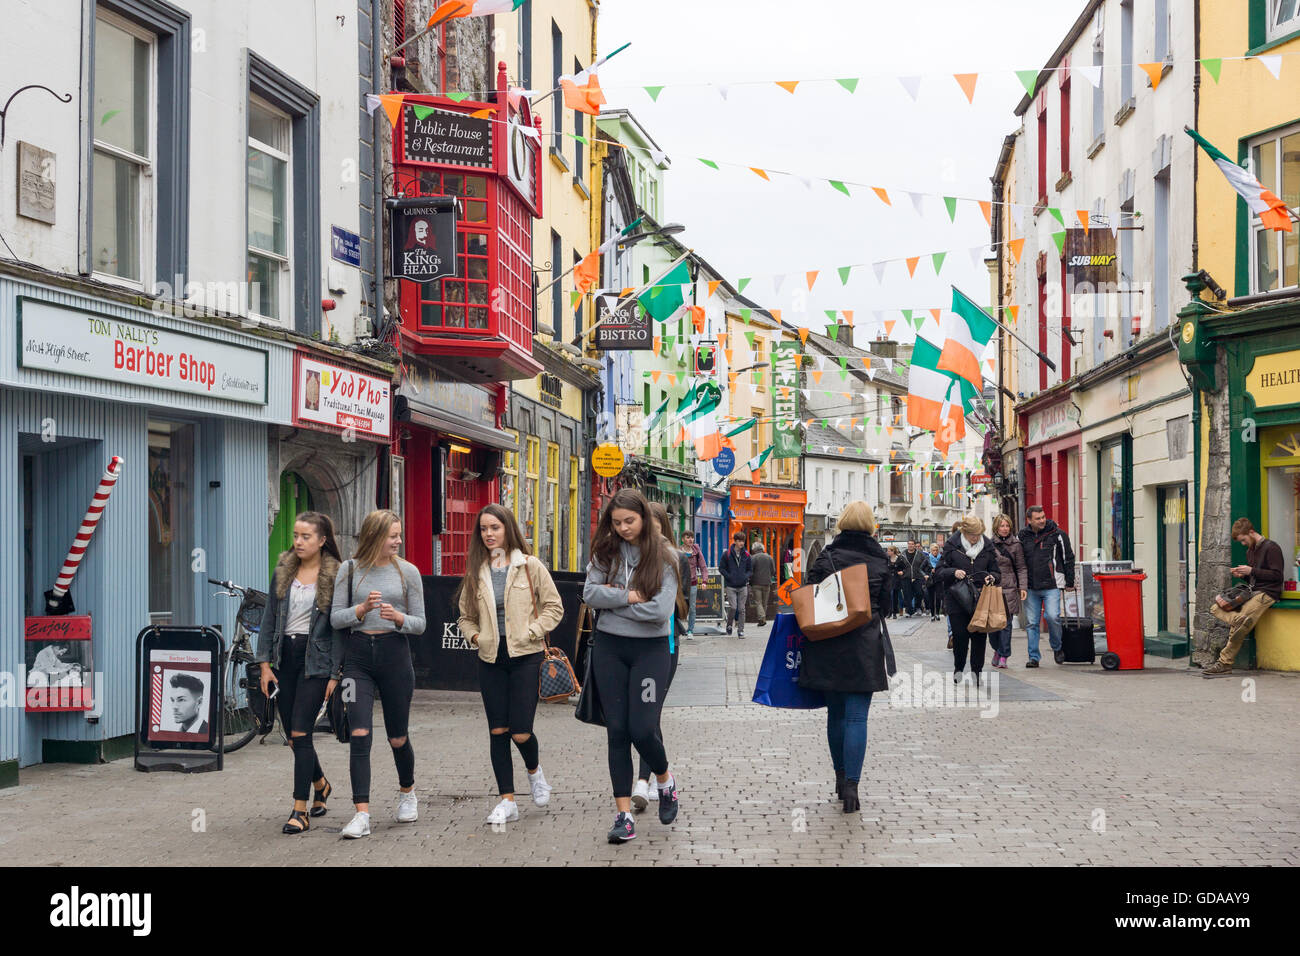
left=1203, top=518, right=1283, bottom=678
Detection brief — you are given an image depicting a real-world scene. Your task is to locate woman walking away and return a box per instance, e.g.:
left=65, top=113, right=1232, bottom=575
left=990, top=514, right=1028, bottom=669
left=924, top=542, right=942, bottom=621
left=256, top=512, right=344, bottom=834
left=330, top=510, right=427, bottom=839
left=938, top=515, right=999, bottom=685
left=631, top=503, right=690, bottom=812
left=583, top=489, right=681, bottom=844
left=458, top=504, right=564, bottom=828
left=798, top=501, right=892, bottom=814
left=886, top=546, right=908, bottom=619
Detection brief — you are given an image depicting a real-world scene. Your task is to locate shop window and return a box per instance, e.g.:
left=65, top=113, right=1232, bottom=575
left=568, top=456, right=580, bottom=571
left=1248, top=123, right=1300, bottom=294
left=500, top=429, right=519, bottom=517
left=519, top=2, right=532, bottom=88
left=545, top=442, right=560, bottom=568
left=247, top=98, right=292, bottom=323
left=414, top=170, right=492, bottom=331
left=550, top=21, right=563, bottom=153
left=1097, top=436, right=1133, bottom=560
left=1263, top=427, right=1300, bottom=599
left=523, top=436, right=539, bottom=551
left=1119, top=0, right=1134, bottom=109
left=92, top=10, right=154, bottom=285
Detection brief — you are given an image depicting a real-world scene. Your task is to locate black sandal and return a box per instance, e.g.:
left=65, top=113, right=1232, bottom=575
left=310, top=779, right=332, bottom=818
left=282, top=809, right=310, bottom=834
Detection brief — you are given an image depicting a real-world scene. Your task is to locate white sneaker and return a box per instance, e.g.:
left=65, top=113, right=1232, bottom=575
left=485, top=798, right=520, bottom=826
left=630, top=778, right=651, bottom=811
left=340, top=811, right=371, bottom=839
left=528, top=767, right=553, bottom=807
left=396, top=789, right=419, bottom=823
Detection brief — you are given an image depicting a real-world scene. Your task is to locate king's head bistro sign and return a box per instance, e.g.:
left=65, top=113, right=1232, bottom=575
left=388, top=196, right=458, bottom=283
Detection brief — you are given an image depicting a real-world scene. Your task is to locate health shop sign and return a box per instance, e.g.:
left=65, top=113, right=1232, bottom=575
left=17, top=297, right=267, bottom=404
left=771, top=339, right=802, bottom=458
left=293, top=353, right=392, bottom=441
left=594, top=294, right=651, bottom=350
left=388, top=197, right=458, bottom=283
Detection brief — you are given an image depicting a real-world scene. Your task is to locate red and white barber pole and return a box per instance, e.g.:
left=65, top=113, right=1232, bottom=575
left=44, top=455, right=125, bottom=614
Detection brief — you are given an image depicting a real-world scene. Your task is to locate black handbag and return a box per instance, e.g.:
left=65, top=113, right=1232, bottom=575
left=328, top=684, right=350, bottom=743
left=245, top=661, right=276, bottom=735
left=574, top=633, right=605, bottom=726
left=947, top=576, right=978, bottom=616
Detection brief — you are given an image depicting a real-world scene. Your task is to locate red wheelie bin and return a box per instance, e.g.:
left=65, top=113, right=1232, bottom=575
left=1093, top=572, right=1147, bottom=670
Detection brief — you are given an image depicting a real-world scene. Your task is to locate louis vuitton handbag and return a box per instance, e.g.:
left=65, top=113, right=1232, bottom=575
left=521, top=565, right=581, bottom=701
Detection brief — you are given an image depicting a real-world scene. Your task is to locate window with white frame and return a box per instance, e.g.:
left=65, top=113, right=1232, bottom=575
left=247, top=98, right=292, bottom=323
left=1249, top=123, right=1300, bottom=294
left=1268, top=0, right=1300, bottom=41
left=92, top=11, right=154, bottom=285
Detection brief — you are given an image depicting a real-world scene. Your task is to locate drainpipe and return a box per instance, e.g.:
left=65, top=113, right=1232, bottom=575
left=1190, top=0, right=1202, bottom=620
left=372, top=0, right=385, bottom=340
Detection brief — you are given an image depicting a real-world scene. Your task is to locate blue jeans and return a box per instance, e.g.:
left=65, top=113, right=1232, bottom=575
left=992, top=623, right=1012, bottom=659
left=825, top=691, right=872, bottom=783
left=687, top=585, right=698, bottom=633
left=1024, top=588, right=1062, bottom=662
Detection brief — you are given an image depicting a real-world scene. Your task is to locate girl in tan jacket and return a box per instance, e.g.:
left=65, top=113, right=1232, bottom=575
left=457, top=504, right=564, bottom=827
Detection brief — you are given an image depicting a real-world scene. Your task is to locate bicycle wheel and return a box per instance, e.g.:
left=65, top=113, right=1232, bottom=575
left=220, top=649, right=259, bottom=753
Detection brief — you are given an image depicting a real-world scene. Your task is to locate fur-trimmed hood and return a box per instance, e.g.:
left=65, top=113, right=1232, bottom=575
left=272, top=550, right=339, bottom=612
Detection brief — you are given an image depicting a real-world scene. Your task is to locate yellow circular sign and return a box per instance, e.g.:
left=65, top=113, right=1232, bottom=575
left=592, top=443, right=625, bottom=478
left=1181, top=321, right=1195, bottom=344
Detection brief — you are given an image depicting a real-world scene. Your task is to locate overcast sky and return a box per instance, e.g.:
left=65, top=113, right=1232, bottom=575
left=596, top=0, right=1086, bottom=348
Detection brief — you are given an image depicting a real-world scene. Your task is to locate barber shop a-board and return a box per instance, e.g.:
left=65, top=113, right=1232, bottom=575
left=25, top=615, right=94, bottom=712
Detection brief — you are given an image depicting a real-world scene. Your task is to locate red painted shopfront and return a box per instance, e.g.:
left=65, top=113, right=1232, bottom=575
left=388, top=64, right=543, bottom=575
left=1018, top=393, right=1082, bottom=546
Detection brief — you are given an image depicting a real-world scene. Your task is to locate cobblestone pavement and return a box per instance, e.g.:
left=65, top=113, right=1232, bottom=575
left=2, top=614, right=1297, bottom=866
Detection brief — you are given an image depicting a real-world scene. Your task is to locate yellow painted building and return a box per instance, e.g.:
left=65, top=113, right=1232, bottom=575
left=1178, top=0, right=1300, bottom=669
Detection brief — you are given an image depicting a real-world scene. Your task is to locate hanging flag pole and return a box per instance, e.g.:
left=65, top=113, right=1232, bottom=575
left=576, top=248, right=694, bottom=346
left=532, top=42, right=632, bottom=109
left=535, top=217, right=644, bottom=298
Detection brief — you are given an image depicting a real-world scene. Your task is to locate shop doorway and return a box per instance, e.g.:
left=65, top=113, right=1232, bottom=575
left=148, top=422, right=195, bottom=626
left=1156, top=484, right=1189, bottom=637
left=442, top=447, right=485, bottom=576
left=268, top=471, right=315, bottom=570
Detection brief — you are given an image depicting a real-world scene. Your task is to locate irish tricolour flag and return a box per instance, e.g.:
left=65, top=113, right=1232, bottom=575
left=908, top=287, right=994, bottom=455
left=428, top=1, right=527, bottom=25
left=1187, top=127, right=1293, bottom=233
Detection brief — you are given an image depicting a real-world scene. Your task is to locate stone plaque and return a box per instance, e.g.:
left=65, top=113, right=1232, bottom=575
left=17, top=142, right=56, bottom=224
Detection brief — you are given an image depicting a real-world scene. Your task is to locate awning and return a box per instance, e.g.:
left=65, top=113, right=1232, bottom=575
left=397, top=401, right=518, bottom=452
left=655, top=477, right=682, bottom=496
left=680, top=480, right=703, bottom=498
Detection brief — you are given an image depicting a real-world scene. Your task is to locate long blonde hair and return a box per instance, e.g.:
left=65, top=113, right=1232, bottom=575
left=354, top=509, right=404, bottom=569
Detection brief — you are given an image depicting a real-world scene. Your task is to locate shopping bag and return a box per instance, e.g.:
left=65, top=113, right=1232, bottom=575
left=791, top=555, right=871, bottom=641
left=752, top=613, right=825, bottom=709
left=968, top=578, right=1007, bottom=633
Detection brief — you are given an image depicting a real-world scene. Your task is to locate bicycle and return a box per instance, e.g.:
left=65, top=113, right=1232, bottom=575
left=208, top=577, right=273, bottom=753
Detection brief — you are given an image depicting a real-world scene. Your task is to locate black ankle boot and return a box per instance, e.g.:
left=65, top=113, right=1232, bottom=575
left=834, top=770, right=845, bottom=799
left=842, top=780, right=860, bottom=813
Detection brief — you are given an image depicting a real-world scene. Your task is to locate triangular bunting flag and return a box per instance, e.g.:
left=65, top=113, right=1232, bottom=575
left=707, top=279, right=721, bottom=298
left=1258, top=55, right=1283, bottom=80
left=899, top=75, right=922, bottom=101
left=1007, top=305, right=1020, bottom=322
left=908, top=191, right=925, bottom=215
left=872, top=187, right=891, bottom=206
left=828, top=180, right=851, bottom=197
left=1139, top=62, right=1164, bottom=90
left=873, top=261, right=887, bottom=283
left=1077, top=64, right=1103, bottom=87
left=806, top=270, right=819, bottom=290
left=411, top=104, right=438, bottom=119
left=954, top=73, right=978, bottom=103
left=1008, top=237, right=1025, bottom=263
left=751, top=167, right=771, bottom=181
left=776, top=80, right=800, bottom=94
left=698, top=158, right=719, bottom=169
left=1202, top=58, right=1222, bottom=83
left=1015, top=69, right=1039, bottom=96
left=379, top=93, right=405, bottom=126
left=1048, top=206, right=1065, bottom=227
left=838, top=265, right=853, bottom=285
left=645, top=86, right=665, bottom=101
left=1077, top=210, right=1090, bottom=234
left=979, top=200, right=992, bottom=226
left=1052, top=231, right=1067, bottom=255
left=836, top=77, right=860, bottom=93
left=932, top=252, right=947, bottom=275
left=906, top=257, right=921, bottom=278
left=797, top=328, right=810, bottom=346
left=737, top=278, right=751, bottom=294
left=944, top=196, right=958, bottom=221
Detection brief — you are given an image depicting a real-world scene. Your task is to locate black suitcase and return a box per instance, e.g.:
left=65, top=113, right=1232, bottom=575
left=1060, top=616, right=1095, bottom=663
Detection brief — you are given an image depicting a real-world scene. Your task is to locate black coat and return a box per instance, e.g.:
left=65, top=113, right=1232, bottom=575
left=797, top=531, right=895, bottom=694
left=1017, top=520, right=1076, bottom=590
left=936, top=533, right=1000, bottom=616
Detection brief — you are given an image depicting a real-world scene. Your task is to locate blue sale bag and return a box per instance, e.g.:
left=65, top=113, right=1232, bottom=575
left=752, top=613, right=826, bottom=709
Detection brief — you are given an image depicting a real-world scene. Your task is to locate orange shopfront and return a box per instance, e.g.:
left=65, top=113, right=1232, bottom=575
left=729, top=485, right=808, bottom=586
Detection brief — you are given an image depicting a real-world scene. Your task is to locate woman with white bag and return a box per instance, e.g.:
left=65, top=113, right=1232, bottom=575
left=796, top=501, right=892, bottom=814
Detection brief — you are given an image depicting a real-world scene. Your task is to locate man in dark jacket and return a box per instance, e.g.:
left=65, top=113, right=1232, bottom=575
left=1203, top=517, right=1285, bottom=677
left=906, top=539, right=928, bottom=616
left=720, top=532, right=753, bottom=638
left=1017, top=505, right=1077, bottom=667
left=750, top=543, right=776, bottom=626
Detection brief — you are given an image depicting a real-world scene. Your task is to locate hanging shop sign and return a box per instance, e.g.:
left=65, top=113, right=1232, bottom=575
left=592, top=443, right=626, bottom=478
left=594, top=294, right=652, bottom=350
left=293, top=353, right=392, bottom=441
left=713, top=448, right=736, bottom=476
left=772, top=339, right=802, bottom=458
left=1063, top=228, right=1118, bottom=286
left=17, top=297, right=267, bottom=404
left=389, top=197, right=458, bottom=283
left=401, top=105, right=494, bottom=169
left=1026, top=400, right=1080, bottom=445
left=24, top=615, right=93, bottom=712
left=1246, top=349, right=1300, bottom=410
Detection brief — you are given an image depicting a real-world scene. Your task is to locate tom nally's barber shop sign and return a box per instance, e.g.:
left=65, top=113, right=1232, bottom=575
left=17, top=298, right=267, bottom=404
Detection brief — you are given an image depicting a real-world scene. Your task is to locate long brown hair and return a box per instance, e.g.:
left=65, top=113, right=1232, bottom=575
left=591, top=489, right=670, bottom=601
left=459, top=503, right=531, bottom=611
left=648, top=502, right=688, bottom=619
left=293, top=511, right=342, bottom=563
left=354, top=509, right=404, bottom=569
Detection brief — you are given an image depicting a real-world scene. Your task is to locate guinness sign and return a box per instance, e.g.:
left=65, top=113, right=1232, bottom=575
left=388, top=196, right=458, bottom=283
